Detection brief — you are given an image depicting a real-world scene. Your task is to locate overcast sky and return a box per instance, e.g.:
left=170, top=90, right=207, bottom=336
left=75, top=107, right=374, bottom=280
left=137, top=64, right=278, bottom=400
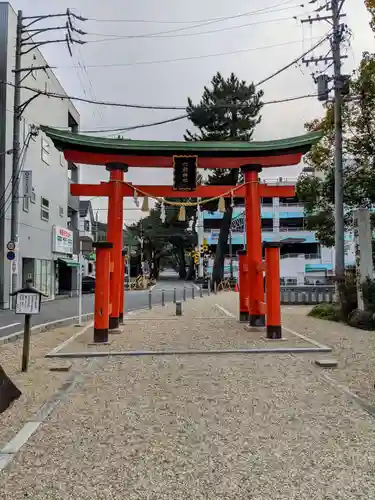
left=10, top=0, right=373, bottom=223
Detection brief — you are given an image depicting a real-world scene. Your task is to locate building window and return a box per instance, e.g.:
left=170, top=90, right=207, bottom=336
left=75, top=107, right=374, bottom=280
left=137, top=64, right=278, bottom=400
left=30, top=187, right=36, bottom=204
left=41, top=137, right=50, bottom=165
left=84, top=220, right=90, bottom=232
left=59, top=206, right=64, bottom=217
left=41, top=197, right=49, bottom=221
left=23, top=195, right=29, bottom=212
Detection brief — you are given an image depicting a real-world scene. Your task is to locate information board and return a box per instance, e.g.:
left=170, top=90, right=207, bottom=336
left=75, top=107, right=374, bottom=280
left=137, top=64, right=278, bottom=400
left=173, top=155, right=197, bottom=191
left=15, top=293, right=41, bottom=315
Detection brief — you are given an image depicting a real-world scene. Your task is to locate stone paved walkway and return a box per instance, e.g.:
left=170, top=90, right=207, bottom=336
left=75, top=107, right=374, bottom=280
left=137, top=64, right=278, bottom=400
left=1, top=293, right=375, bottom=499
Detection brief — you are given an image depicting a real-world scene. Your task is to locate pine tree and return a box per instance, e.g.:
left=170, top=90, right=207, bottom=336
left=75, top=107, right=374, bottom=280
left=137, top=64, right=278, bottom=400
left=185, top=72, right=263, bottom=285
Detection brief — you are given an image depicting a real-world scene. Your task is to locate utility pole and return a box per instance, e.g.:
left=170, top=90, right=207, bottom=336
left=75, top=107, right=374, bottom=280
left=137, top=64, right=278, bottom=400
left=301, top=0, right=349, bottom=284
left=10, top=10, right=23, bottom=301
left=9, top=9, right=86, bottom=297
left=332, top=0, right=345, bottom=284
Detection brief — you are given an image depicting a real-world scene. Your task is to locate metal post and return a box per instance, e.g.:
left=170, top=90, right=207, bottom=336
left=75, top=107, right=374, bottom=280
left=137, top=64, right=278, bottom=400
left=192, top=286, right=195, bottom=300
left=161, top=289, right=165, bottom=306
left=214, top=281, right=217, bottom=295
left=21, top=314, right=31, bottom=372
left=10, top=10, right=23, bottom=299
left=199, top=286, right=203, bottom=298
left=229, top=229, right=233, bottom=279
left=207, top=279, right=211, bottom=296
left=77, top=241, right=83, bottom=326
left=197, top=200, right=204, bottom=278
left=183, top=287, right=186, bottom=301
left=173, top=288, right=176, bottom=303
left=176, top=301, right=182, bottom=316
left=148, top=289, right=152, bottom=309
left=332, top=0, right=345, bottom=284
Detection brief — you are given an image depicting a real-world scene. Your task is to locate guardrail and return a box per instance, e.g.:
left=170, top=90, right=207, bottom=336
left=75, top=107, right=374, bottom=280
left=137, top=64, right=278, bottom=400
left=280, top=285, right=334, bottom=305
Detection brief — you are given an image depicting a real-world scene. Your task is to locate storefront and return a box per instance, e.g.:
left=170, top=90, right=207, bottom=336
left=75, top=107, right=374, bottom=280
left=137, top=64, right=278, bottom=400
left=52, top=226, right=79, bottom=295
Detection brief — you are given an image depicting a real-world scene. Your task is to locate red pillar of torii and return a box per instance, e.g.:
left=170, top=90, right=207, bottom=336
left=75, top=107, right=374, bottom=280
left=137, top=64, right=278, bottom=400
left=41, top=125, right=322, bottom=337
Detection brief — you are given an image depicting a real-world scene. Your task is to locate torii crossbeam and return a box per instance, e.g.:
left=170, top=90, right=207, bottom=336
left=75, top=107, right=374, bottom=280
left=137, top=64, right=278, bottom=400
left=42, top=126, right=322, bottom=341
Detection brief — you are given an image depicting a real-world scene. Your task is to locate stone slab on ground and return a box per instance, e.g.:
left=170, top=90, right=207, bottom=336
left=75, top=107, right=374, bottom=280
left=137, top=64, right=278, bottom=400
left=1, top=354, right=375, bottom=499
left=315, top=358, right=338, bottom=368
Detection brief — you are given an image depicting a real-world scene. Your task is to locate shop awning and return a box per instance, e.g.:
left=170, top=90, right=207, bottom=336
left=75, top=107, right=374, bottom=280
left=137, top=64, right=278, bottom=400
left=58, top=257, right=80, bottom=268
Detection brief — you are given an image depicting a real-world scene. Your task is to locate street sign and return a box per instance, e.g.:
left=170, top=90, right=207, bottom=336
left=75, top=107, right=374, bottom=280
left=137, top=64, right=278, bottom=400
left=15, top=292, right=41, bottom=315
left=6, top=241, right=15, bottom=251
left=6, top=250, right=15, bottom=261
left=10, top=282, right=47, bottom=372
left=173, top=155, right=197, bottom=191
left=22, top=171, right=32, bottom=198
left=11, top=260, right=18, bottom=275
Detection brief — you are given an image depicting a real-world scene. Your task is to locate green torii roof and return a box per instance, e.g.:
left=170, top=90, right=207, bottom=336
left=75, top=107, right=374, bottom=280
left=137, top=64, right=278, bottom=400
left=41, top=126, right=322, bottom=158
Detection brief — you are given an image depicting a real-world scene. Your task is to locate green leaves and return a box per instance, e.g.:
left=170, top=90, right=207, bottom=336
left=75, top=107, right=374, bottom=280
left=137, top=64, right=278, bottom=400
left=297, top=50, right=375, bottom=246
left=185, top=71, right=263, bottom=142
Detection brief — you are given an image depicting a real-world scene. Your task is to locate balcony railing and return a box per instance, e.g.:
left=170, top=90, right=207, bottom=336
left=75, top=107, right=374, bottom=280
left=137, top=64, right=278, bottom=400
left=280, top=253, right=320, bottom=260
left=278, top=203, right=304, bottom=208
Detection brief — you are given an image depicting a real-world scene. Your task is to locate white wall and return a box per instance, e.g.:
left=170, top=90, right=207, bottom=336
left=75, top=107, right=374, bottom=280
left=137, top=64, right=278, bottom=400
left=0, top=3, right=80, bottom=303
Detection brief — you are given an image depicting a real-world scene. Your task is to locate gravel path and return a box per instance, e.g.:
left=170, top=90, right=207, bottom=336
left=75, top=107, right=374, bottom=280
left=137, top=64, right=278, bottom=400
left=218, top=293, right=375, bottom=404
left=1, top=354, right=375, bottom=499
left=0, top=323, right=91, bottom=448
left=1, top=292, right=375, bottom=499
left=60, top=297, right=310, bottom=353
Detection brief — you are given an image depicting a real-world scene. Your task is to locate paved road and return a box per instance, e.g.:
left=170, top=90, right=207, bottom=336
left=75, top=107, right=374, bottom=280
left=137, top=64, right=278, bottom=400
left=0, top=275, right=202, bottom=338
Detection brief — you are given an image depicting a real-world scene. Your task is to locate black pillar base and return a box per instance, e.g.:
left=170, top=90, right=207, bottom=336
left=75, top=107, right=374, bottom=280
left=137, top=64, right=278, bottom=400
left=119, top=312, right=124, bottom=324
left=109, top=317, right=119, bottom=330
left=0, top=366, right=21, bottom=414
left=266, top=325, right=282, bottom=340
left=249, top=314, right=265, bottom=327
left=93, top=328, right=109, bottom=343
left=239, top=311, right=249, bottom=323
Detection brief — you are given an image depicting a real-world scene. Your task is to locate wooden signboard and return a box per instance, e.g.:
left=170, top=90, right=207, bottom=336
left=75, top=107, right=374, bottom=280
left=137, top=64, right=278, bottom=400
left=173, top=155, right=197, bottom=191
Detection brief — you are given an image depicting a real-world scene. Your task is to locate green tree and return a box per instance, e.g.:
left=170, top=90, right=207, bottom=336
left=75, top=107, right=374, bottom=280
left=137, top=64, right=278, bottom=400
left=125, top=202, right=197, bottom=280
left=296, top=52, right=375, bottom=248
left=185, top=72, right=263, bottom=285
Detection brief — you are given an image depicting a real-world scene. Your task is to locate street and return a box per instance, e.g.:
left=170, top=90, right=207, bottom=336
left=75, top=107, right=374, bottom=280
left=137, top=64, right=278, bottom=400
left=0, top=276, right=200, bottom=339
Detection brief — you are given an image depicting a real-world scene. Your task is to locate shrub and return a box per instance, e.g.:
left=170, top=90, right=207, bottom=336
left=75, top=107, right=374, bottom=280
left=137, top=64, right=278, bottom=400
left=308, top=303, right=341, bottom=322
left=347, top=308, right=375, bottom=330
left=361, top=278, right=375, bottom=314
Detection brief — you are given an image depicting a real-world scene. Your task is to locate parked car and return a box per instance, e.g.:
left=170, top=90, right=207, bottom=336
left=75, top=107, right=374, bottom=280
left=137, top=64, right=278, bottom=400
left=82, top=275, right=95, bottom=293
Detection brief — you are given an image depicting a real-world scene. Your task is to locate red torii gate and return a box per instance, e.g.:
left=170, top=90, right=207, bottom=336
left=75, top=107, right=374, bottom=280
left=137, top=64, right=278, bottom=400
left=42, top=126, right=322, bottom=341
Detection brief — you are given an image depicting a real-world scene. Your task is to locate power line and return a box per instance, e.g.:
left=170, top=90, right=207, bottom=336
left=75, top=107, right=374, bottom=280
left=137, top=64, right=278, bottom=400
left=256, top=33, right=330, bottom=85
left=58, top=38, right=323, bottom=70
left=1, top=79, right=319, bottom=111
left=79, top=93, right=319, bottom=136
left=0, top=133, right=32, bottom=221
left=87, top=13, right=310, bottom=42
left=83, top=0, right=301, bottom=24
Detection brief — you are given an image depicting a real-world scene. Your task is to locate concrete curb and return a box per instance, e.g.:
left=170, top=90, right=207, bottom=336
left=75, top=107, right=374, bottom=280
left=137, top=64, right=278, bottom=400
left=0, top=313, right=94, bottom=346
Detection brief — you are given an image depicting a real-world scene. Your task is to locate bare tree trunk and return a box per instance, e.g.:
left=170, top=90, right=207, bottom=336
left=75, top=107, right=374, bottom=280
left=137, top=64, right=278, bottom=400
left=212, top=205, right=233, bottom=286
left=178, top=247, right=186, bottom=279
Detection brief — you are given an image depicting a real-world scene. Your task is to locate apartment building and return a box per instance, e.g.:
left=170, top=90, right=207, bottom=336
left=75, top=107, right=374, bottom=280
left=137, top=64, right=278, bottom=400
left=202, top=178, right=356, bottom=284
left=0, top=2, right=80, bottom=307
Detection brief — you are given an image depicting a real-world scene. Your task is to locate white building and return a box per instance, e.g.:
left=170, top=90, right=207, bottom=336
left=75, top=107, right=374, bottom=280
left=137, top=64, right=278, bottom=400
left=202, top=178, right=356, bottom=284
left=0, top=2, right=81, bottom=307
